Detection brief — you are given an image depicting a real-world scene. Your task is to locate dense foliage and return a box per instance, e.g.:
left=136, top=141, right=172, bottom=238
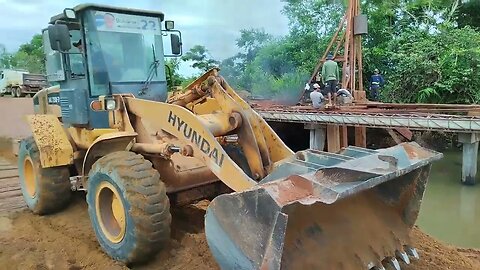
left=210, top=0, right=480, bottom=104
left=2, top=1, right=479, bottom=104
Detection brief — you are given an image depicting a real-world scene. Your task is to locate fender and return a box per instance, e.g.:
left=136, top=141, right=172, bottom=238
left=81, top=132, right=138, bottom=178
left=25, top=114, right=73, bottom=168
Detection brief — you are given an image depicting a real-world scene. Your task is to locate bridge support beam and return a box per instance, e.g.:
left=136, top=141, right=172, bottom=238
left=305, top=124, right=326, bottom=151
left=458, top=133, right=480, bottom=185
left=327, top=125, right=341, bottom=153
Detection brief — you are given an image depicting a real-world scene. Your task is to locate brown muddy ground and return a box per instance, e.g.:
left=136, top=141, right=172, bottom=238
left=0, top=97, right=34, bottom=140
left=0, top=194, right=479, bottom=270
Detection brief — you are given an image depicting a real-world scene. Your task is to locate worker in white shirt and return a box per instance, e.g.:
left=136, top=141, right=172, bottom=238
left=310, top=83, right=324, bottom=109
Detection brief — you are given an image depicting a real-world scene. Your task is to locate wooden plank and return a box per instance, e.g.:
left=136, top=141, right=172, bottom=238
left=0, top=177, right=20, bottom=185
left=0, top=169, right=19, bottom=179
left=394, top=128, right=413, bottom=140
left=0, top=165, right=18, bottom=170
left=327, top=125, right=341, bottom=153
left=340, top=125, right=348, bottom=148
left=387, top=129, right=404, bottom=145
left=355, top=126, right=367, bottom=147
left=0, top=161, right=10, bottom=166
left=0, top=185, right=20, bottom=193
left=0, top=190, right=22, bottom=200
left=0, top=198, right=26, bottom=212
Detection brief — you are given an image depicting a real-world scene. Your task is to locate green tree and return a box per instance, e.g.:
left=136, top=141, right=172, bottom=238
left=165, top=58, right=184, bottom=90
left=217, top=0, right=480, bottom=105
left=14, top=34, right=45, bottom=73
left=220, top=28, right=273, bottom=90
left=181, top=45, right=219, bottom=72
left=382, top=26, right=480, bottom=104
left=457, top=0, right=480, bottom=29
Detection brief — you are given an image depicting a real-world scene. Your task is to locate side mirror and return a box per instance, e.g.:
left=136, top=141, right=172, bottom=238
left=48, top=24, right=71, bottom=52
left=170, top=34, right=182, bottom=56
left=165, top=20, right=174, bottom=30
left=63, top=8, right=76, bottom=19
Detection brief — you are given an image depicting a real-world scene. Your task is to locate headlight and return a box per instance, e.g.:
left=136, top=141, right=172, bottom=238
left=105, top=99, right=116, bottom=110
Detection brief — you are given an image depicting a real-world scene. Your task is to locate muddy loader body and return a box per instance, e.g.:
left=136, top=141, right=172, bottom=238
left=18, top=3, right=441, bottom=269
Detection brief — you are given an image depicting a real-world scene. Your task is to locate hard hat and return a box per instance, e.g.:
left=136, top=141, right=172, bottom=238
left=313, top=83, right=320, bottom=89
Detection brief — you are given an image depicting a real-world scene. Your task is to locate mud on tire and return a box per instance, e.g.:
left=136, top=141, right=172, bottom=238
left=18, top=137, right=71, bottom=215
left=87, top=151, right=171, bottom=264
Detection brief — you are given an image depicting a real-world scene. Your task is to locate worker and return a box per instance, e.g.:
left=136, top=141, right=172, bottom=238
left=73, top=39, right=119, bottom=83
left=370, top=68, right=385, bottom=101
left=321, top=53, right=339, bottom=106
left=310, top=83, right=324, bottom=109
left=73, top=39, right=113, bottom=65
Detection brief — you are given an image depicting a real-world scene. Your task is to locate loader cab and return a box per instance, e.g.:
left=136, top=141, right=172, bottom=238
left=43, top=4, right=182, bottom=128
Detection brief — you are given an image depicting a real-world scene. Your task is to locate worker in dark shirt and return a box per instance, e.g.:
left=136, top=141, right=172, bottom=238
left=73, top=39, right=119, bottom=83
left=370, top=68, right=385, bottom=101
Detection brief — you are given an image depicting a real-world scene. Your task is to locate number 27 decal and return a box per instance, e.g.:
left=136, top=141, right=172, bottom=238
left=141, top=20, right=156, bottom=30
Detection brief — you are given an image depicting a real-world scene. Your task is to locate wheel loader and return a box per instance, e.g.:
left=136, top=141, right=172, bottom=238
left=19, top=4, right=443, bottom=270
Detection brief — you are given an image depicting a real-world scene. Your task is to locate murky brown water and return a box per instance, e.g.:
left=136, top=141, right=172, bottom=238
left=417, top=150, right=480, bottom=248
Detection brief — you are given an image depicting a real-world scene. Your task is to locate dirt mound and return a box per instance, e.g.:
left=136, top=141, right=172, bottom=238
left=0, top=193, right=479, bottom=270
left=405, top=228, right=480, bottom=270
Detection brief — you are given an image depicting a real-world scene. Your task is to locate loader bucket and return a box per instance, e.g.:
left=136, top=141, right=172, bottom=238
left=205, top=142, right=442, bottom=270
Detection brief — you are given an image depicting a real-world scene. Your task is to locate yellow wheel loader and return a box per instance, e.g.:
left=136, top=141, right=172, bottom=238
left=19, top=4, right=442, bottom=269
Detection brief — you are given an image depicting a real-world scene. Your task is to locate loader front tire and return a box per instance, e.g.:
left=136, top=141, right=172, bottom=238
left=87, top=151, right=171, bottom=264
left=18, top=137, right=71, bottom=214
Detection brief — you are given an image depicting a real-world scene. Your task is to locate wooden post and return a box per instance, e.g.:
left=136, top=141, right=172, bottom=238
left=340, top=125, right=348, bottom=148
left=305, top=124, right=326, bottom=151
left=327, top=125, right=341, bottom=153
left=354, top=126, right=366, bottom=148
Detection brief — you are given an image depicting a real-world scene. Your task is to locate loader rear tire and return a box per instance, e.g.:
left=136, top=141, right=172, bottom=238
left=86, top=151, right=171, bottom=264
left=18, top=137, right=71, bottom=215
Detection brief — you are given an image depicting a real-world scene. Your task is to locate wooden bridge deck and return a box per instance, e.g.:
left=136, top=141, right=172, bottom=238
left=0, top=158, right=25, bottom=213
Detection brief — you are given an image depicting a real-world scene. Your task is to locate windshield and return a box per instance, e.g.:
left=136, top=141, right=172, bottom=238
left=83, top=10, right=166, bottom=96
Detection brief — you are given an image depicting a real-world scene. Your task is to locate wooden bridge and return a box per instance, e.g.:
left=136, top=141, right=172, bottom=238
left=254, top=102, right=480, bottom=185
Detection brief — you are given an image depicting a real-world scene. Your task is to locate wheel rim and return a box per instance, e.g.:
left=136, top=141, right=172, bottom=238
left=95, top=181, right=126, bottom=243
left=23, top=156, right=36, bottom=198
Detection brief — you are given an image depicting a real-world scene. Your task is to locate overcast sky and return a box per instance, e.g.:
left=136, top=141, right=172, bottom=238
left=0, top=0, right=289, bottom=75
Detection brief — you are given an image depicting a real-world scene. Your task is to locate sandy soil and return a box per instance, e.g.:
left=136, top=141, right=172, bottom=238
left=0, top=194, right=479, bottom=270
left=0, top=97, right=34, bottom=140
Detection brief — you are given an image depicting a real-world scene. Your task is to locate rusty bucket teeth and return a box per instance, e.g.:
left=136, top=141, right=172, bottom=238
left=405, top=245, right=420, bottom=260
left=383, top=257, right=401, bottom=270
left=396, top=250, right=410, bottom=265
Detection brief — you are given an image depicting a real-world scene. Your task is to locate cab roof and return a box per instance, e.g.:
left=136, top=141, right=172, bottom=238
left=50, top=3, right=165, bottom=24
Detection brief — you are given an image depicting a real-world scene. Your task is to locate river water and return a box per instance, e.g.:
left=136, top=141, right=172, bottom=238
left=417, top=150, right=480, bottom=248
